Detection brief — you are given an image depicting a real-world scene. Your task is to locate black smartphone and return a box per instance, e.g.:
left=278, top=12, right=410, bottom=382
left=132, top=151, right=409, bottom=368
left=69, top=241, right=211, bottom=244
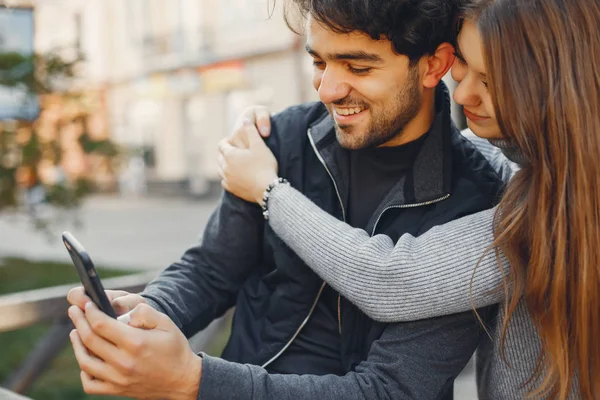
left=62, top=231, right=116, bottom=318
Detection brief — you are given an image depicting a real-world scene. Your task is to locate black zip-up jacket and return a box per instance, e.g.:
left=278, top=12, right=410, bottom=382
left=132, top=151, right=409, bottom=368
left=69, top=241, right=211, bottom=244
left=142, top=84, right=504, bottom=399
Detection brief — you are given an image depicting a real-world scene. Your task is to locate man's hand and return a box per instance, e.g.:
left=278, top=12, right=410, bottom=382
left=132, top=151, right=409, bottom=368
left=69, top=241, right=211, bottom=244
left=218, top=122, right=278, bottom=204
left=67, top=287, right=146, bottom=316
left=235, top=105, right=272, bottom=138
left=68, top=302, right=202, bottom=400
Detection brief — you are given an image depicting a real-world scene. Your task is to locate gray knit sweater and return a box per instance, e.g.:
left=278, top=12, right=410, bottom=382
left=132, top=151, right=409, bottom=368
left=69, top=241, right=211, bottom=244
left=265, top=130, right=580, bottom=399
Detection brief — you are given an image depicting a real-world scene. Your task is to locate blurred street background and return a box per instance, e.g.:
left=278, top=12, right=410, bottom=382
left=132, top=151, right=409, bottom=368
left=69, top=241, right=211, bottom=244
left=0, top=0, right=471, bottom=399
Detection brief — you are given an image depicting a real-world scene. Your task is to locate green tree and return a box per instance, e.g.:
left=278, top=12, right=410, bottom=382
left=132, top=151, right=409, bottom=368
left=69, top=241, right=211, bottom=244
left=0, top=49, right=120, bottom=228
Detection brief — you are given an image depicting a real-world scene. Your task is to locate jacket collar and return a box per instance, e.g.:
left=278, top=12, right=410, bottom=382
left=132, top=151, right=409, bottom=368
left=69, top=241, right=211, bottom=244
left=307, top=83, right=455, bottom=216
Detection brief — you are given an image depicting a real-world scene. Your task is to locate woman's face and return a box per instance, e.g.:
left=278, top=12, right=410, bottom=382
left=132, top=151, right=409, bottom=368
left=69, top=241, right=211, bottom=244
left=451, top=21, right=503, bottom=139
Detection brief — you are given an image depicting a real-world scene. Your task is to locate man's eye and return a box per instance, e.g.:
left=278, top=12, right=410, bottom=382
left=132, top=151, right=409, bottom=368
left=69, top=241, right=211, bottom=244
left=348, top=66, right=372, bottom=75
left=313, top=61, right=325, bottom=68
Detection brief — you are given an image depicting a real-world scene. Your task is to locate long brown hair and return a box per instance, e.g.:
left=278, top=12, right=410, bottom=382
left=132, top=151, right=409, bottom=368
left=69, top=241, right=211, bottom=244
left=466, top=0, right=600, bottom=398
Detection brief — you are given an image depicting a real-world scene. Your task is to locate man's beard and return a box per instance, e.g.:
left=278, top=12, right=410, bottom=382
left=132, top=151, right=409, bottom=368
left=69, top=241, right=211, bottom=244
left=334, top=67, right=423, bottom=150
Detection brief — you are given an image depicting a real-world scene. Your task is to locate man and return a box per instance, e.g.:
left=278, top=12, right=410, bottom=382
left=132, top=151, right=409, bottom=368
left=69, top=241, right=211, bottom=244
left=67, top=0, right=503, bottom=398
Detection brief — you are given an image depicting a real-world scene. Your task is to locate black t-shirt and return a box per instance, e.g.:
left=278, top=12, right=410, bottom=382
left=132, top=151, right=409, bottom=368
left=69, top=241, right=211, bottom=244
left=347, top=137, right=425, bottom=229
left=266, top=136, right=426, bottom=376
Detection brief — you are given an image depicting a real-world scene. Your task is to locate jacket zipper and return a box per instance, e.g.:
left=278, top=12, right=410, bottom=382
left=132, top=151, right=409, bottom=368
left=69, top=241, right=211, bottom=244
left=307, top=129, right=346, bottom=336
left=261, top=281, right=327, bottom=368
left=261, top=129, right=346, bottom=369
left=308, top=129, right=451, bottom=334
left=370, top=194, right=451, bottom=236
left=307, top=129, right=347, bottom=222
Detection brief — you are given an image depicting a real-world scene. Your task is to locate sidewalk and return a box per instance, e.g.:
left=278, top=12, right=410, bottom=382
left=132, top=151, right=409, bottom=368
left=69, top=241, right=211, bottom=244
left=0, top=195, right=220, bottom=271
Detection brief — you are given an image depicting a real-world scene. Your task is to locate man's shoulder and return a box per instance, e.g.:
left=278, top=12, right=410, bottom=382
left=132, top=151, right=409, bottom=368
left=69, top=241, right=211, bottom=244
left=271, top=102, right=328, bottom=135
left=264, top=102, right=329, bottom=158
left=448, top=127, right=505, bottom=202
left=459, top=128, right=501, bottom=161
left=458, top=128, right=517, bottom=183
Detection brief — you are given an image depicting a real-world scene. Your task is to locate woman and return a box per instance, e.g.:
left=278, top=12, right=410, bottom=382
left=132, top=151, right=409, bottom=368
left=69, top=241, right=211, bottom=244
left=218, top=0, right=599, bottom=398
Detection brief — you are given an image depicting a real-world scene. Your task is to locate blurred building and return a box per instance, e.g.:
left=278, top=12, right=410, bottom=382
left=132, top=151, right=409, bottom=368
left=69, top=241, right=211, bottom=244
left=0, top=5, right=39, bottom=120
left=100, top=0, right=316, bottom=196
left=15, top=0, right=314, bottom=197
left=25, top=0, right=460, bottom=197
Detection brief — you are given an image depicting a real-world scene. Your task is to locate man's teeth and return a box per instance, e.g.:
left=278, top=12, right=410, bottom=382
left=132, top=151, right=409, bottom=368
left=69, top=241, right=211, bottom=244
left=335, top=107, right=365, bottom=116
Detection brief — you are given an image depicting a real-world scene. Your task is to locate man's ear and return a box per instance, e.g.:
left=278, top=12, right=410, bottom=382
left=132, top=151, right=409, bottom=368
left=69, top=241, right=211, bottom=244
left=421, top=43, right=456, bottom=89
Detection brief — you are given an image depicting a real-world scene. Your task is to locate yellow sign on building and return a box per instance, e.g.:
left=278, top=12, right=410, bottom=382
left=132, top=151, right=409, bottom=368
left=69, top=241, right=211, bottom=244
left=199, top=60, right=248, bottom=94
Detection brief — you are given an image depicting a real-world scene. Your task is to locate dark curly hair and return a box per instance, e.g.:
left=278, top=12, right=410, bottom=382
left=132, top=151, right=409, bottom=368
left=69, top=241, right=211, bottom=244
left=284, top=0, right=460, bottom=64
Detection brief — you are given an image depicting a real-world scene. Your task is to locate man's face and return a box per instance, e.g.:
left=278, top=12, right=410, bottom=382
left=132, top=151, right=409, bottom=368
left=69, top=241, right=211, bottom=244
left=306, top=16, right=424, bottom=150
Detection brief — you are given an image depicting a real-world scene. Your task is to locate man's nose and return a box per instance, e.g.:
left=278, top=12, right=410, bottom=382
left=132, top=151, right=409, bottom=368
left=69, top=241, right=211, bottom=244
left=318, top=68, right=351, bottom=105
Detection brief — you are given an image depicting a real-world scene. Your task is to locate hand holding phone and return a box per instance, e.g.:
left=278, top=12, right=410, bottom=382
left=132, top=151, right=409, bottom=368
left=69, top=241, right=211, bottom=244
left=62, top=231, right=117, bottom=318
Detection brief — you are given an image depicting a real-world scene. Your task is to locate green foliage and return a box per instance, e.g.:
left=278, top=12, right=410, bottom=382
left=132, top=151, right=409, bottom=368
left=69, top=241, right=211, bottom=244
left=79, top=133, right=119, bottom=158
left=0, top=127, right=19, bottom=208
left=0, top=50, right=80, bottom=94
left=0, top=49, right=121, bottom=225
left=0, top=52, right=35, bottom=89
left=0, top=257, right=132, bottom=295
